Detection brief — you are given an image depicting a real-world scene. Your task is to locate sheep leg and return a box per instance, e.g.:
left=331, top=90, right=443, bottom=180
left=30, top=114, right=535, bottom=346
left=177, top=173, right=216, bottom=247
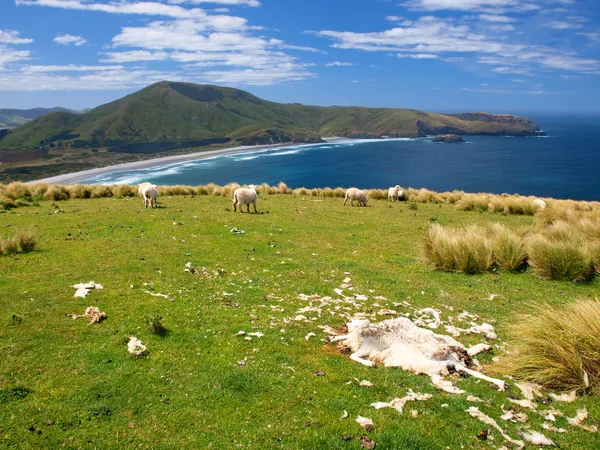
left=246, top=203, right=251, bottom=213
left=252, top=201, right=257, bottom=213
left=350, top=352, right=375, bottom=367
left=233, top=200, right=237, bottom=212
left=328, top=334, right=349, bottom=343
left=454, top=362, right=506, bottom=391
left=343, top=196, right=348, bottom=206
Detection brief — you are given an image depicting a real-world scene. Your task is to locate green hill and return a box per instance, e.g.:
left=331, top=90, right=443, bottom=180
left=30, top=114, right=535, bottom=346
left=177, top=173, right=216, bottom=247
left=0, top=81, right=542, bottom=151
left=0, top=107, right=80, bottom=128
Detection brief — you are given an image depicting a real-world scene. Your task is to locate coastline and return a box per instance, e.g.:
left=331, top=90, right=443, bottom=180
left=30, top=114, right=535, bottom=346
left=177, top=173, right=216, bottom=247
left=28, top=139, right=342, bottom=185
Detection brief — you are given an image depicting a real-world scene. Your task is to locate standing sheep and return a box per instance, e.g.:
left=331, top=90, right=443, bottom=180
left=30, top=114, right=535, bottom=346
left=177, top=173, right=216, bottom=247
left=138, top=182, right=158, bottom=208
left=233, top=184, right=258, bottom=213
left=388, top=185, right=402, bottom=202
left=344, top=187, right=368, bottom=207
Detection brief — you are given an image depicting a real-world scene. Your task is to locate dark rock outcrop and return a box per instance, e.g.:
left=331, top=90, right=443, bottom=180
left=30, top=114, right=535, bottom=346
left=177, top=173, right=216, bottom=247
left=240, top=129, right=324, bottom=146
left=433, top=134, right=464, bottom=143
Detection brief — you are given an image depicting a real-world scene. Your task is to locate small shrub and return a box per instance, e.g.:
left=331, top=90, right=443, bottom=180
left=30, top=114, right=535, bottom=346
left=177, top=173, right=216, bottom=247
left=10, top=314, right=23, bottom=325
left=492, top=300, right=600, bottom=393
left=15, top=231, right=36, bottom=253
left=147, top=314, right=167, bottom=336
left=503, top=197, right=537, bottom=215
left=527, top=234, right=593, bottom=282
left=30, top=183, right=49, bottom=199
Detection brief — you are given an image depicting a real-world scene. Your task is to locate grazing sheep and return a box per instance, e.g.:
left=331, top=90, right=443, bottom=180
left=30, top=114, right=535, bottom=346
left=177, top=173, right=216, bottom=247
left=533, top=198, right=547, bottom=209
left=138, top=182, right=158, bottom=208
left=388, top=185, right=402, bottom=202
left=233, top=184, right=258, bottom=213
left=344, top=187, right=368, bottom=207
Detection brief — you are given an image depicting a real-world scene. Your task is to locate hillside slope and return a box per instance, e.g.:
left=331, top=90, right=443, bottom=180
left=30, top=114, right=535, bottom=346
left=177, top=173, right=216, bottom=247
left=0, top=81, right=542, bottom=151
left=0, top=107, right=77, bottom=128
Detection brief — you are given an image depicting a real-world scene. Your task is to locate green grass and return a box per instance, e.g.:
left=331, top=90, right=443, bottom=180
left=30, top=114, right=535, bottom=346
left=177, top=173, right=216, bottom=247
left=2, top=194, right=600, bottom=448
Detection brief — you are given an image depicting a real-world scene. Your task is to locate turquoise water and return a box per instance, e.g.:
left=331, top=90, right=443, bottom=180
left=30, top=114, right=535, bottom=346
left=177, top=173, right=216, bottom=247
left=80, top=114, right=600, bottom=201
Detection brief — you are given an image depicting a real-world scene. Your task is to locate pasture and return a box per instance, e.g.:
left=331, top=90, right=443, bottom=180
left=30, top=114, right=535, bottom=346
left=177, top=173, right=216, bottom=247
left=1, top=189, right=599, bottom=449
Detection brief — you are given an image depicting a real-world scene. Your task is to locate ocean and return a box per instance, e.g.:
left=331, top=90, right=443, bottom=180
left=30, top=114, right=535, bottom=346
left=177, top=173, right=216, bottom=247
left=79, top=114, right=600, bottom=201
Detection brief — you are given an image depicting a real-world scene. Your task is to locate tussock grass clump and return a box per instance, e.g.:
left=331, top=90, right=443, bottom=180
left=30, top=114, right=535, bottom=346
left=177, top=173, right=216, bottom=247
left=90, top=185, right=113, bottom=198
left=112, top=184, right=137, bottom=198
left=527, top=233, right=593, bottom=282
left=503, top=196, right=538, bottom=215
left=488, top=223, right=528, bottom=271
left=68, top=184, right=92, bottom=199
left=1, top=231, right=37, bottom=255
left=30, top=183, right=49, bottom=199
left=321, top=187, right=334, bottom=198
left=423, top=224, right=494, bottom=274
left=455, top=194, right=490, bottom=212
left=15, top=231, right=37, bottom=253
left=4, top=182, right=30, bottom=200
left=492, top=300, right=600, bottom=393
left=367, top=189, right=387, bottom=200
left=1, top=237, right=19, bottom=255
left=293, top=187, right=310, bottom=196
left=44, top=185, right=69, bottom=201
left=333, top=187, right=346, bottom=198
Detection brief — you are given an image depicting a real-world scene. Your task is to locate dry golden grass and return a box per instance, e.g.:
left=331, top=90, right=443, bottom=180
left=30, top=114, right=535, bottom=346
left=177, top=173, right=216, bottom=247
left=492, top=300, right=600, bottom=393
left=15, top=230, right=37, bottom=253
left=455, top=194, right=490, bottom=212
left=488, top=223, right=528, bottom=271
left=4, top=182, right=29, bottom=200
left=44, top=185, right=69, bottom=201
left=527, top=233, right=593, bottom=282
left=422, top=224, right=494, bottom=274
left=68, top=184, right=92, bottom=199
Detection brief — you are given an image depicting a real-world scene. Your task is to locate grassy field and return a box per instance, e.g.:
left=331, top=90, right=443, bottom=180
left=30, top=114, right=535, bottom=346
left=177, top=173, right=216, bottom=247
left=2, top=192, right=599, bottom=449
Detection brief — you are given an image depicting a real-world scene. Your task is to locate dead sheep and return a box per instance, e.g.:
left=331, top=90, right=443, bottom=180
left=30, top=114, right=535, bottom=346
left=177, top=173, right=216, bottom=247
left=233, top=184, right=258, bottom=213
left=138, top=182, right=158, bottom=208
left=344, top=187, right=368, bottom=207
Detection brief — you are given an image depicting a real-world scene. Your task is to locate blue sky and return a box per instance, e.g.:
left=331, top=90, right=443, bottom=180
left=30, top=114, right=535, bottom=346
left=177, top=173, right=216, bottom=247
left=1, top=0, right=599, bottom=113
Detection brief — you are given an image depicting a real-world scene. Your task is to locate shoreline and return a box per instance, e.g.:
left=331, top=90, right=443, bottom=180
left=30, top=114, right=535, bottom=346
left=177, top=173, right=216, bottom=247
left=28, top=139, right=343, bottom=185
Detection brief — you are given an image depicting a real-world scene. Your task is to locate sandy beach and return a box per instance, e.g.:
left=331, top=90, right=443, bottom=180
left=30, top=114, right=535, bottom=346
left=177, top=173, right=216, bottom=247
left=29, top=141, right=334, bottom=185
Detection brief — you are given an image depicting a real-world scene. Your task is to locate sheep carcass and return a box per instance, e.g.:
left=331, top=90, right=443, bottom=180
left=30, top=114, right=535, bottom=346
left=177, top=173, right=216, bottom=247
left=330, top=317, right=504, bottom=390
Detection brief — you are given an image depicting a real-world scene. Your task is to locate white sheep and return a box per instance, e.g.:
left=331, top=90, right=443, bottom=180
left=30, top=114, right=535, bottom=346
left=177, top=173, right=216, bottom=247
left=233, top=184, right=258, bottom=213
left=344, top=187, right=368, bottom=207
left=388, top=185, right=402, bottom=202
left=533, top=198, right=547, bottom=209
left=138, top=182, right=158, bottom=208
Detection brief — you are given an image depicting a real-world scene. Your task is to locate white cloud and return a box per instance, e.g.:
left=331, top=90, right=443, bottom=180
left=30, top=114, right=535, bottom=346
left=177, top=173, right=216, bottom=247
left=325, top=61, right=353, bottom=66
left=100, top=50, right=170, bottom=63
left=54, top=34, right=87, bottom=46
left=21, top=64, right=125, bottom=72
left=0, top=46, right=31, bottom=65
left=199, top=67, right=315, bottom=85
left=397, top=53, right=439, bottom=59
left=545, top=21, right=584, bottom=30
left=478, top=14, right=517, bottom=23
left=491, top=66, right=531, bottom=75
left=168, top=0, right=260, bottom=6
left=315, top=15, right=600, bottom=75
left=487, top=24, right=515, bottom=32
left=0, top=29, right=33, bottom=44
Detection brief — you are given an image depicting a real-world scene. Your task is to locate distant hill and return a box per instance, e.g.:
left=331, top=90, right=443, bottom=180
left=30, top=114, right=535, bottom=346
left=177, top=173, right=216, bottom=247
left=0, top=81, right=542, bottom=152
left=0, top=107, right=87, bottom=129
